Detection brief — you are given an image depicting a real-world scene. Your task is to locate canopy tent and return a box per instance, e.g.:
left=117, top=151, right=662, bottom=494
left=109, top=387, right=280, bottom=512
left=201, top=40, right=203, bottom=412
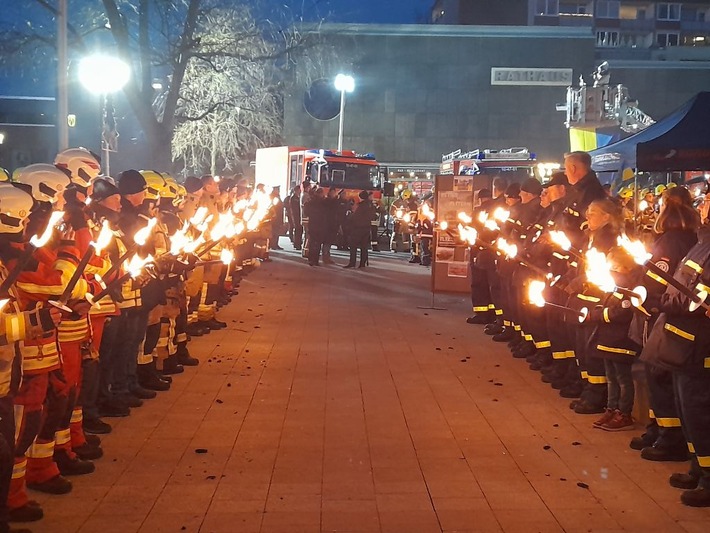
left=589, top=92, right=710, bottom=173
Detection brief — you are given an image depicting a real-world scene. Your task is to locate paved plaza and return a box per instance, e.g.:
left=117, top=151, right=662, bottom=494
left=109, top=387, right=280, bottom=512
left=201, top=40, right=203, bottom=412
left=29, top=247, right=710, bottom=533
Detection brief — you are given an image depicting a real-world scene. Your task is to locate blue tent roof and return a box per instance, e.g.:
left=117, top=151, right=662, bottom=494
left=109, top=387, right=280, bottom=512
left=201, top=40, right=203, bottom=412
left=589, top=92, right=707, bottom=173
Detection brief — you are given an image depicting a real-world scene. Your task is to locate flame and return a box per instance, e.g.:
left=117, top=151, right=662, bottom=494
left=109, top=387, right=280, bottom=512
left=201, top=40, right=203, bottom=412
left=477, top=211, right=488, bottom=224
left=235, top=221, right=245, bottom=235
left=210, top=213, right=234, bottom=242
left=585, top=248, right=616, bottom=292
left=639, top=200, right=648, bottom=211
left=496, top=238, right=518, bottom=259
left=272, top=197, right=279, bottom=207
left=528, top=280, right=546, bottom=308
left=439, top=221, right=449, bottom=231
left=457, top=212, right=472, bottom=224
left=0, top=298, right=8, bottom=312
left=220, top=248, right=234, bottom=266
left=617, top=234, right=652, bottom=266
left=90, top=220, right=113, bottom=254
left=492, top=207, right=510, bottom=223
left=396, top=209, right=404, bottom=219
left=125, top=254, right=153, bottom=278
left=29, top=210, right=65, bottom=248
left=190, top=207, right=209, bottom=227
left=458, top=224, right=478, bottom=245
left=404, top=213, right=411, bottom=223
left=484, top=219, right=499, bottom=231
left=84, top=197, right=92, bottom=206
left=134, top=217, right=157, bottom=246
left=549, top=230, right=572, bottom=251
left=169, top=222, right=191, bottom=255
left=183, top=235, right=205, bottom=254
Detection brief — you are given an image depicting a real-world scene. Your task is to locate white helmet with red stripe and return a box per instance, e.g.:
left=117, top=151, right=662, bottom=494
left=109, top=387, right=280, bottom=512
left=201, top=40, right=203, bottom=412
left=54, top=147, right=101, bottom=188
left=0, top=184, right=34, bottom=234
left=13, top=164, right=71, bottom=204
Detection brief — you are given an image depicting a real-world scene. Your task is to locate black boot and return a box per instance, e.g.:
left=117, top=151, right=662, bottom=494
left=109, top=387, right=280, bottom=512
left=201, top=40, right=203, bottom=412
left=176, top=343, right=199, bottom=366
left=670, top=472, right=700, bottom=490
left=54, top=451, right=95, bottom=476
left=681, top=487, right=710, bottom=507
left=27, top=475, right=72, bottom=494
left=8, top=503, right=44, bottom=522
left=641, top=444, right=689, bottom=462
left=162, top=356, right=185, bottom=375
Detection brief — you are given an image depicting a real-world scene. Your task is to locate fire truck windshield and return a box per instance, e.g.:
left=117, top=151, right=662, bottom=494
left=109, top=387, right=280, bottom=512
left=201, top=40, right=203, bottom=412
left=310, top=161, right=381, bottom=190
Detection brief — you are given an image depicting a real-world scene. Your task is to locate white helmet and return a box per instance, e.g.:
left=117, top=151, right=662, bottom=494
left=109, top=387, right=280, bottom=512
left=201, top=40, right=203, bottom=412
left=54, top=147, right=101, bottom=188
left=0, top=184, right=34, bottom=234
left=13, top=164, right=71, bottom=204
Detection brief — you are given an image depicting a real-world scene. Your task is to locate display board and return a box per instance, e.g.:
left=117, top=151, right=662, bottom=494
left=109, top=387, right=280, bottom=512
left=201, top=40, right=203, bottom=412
left=431, top=175, right=489, bottom=293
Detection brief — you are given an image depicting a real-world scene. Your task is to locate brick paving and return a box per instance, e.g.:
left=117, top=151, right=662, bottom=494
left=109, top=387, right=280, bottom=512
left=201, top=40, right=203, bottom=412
left=29, top=245, right=710, bottom=532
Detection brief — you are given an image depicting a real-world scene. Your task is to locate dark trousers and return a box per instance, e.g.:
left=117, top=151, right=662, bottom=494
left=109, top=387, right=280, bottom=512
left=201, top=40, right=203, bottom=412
left=605, top=360, right=634, bottom=415
left=0, top=396, right=14, bottom=532
left=470, top=262, right=493, bottom=317
left=420, top=237, right=432, bottom=266
left=674, top=370, right=710, bottom=489
left=646, top=364, right=684, bottom=448
left=348, top=233, right=369, bottom=266
left=308, top=238, right=323, bottom=265
left=99, top=308, right=145, bottom=399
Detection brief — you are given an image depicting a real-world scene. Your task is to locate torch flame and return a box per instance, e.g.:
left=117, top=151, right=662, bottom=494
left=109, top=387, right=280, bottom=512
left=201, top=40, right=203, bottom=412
left=220, top=248, right=234, bottom=266
left=458, top=224, right=478, bottom=245
left=126, top=254, right=153, bottom=279
left=190, top=207, right=209, bottom=227
left=496, top=238, right=518, bottom=259
left=183, top=235, right=205, bottom=255
left=0, top=298, right=9, bottom=313
left=528, top=280, right=546, bottom=308
left=29, top=210, right=65, bottom=248
left=457, top=212, right=473, bottom=224
left=585, top=248, right=616, bottom=293
left=439, top=221, right=449, bottom=231
left=90, top=220, right=114, bottom=254
left=639, top=200, right=648, bottom=211
left=617, top=234, right=652, bottom=266
left=396, top=209, right=404, bottom=219
left=549, top=230, right=572, bottom=251
left=169, top=222, right=191, bottom=255
left=404, top=213, right=411, bottom=223
left=134, top=217, right=157, bottom=246
left=492, top=208, right=510, bottom=223
left=477, top=211, right=488, bottom=224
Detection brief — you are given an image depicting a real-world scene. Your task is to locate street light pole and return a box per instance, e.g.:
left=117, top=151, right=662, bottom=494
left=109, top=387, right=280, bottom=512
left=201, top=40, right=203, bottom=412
left=57, top=0, right=69, bottom=151
left=334, top=74, right=355, bottom=154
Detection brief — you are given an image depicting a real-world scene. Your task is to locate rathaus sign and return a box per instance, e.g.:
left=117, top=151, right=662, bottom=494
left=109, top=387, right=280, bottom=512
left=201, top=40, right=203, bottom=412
left=491, top=68, right=574, bottom=86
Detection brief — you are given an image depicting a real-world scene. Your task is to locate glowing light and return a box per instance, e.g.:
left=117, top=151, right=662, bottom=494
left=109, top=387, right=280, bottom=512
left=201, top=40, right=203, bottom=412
left=91, top=220, right=113, bottom=254
left=585, top=248, right=616, bottom=293
left=528, top=280, right=546, bottom=307
left=617, top=234, right=652, bottom=266
left=29, top=210, right=65, bottom=248
left=134, top=217, right=157, bottom=246
left=457, top=212, right=472, bottom=224
left=549, top=230, right=572, bottom=251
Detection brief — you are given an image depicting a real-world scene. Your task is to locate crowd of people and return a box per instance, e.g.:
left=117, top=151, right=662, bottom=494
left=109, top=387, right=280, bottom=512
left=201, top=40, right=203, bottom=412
left=461, top=151, right=710, bottom=508
left=0, top=149, right=275, bottom=533
left=282, top=184, right=379, bottom=269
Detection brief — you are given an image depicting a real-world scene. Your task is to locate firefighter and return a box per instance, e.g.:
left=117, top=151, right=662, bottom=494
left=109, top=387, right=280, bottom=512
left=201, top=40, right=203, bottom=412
left=368, top=191, right=381, bottom=252
left=417, top=198, right=435, bottom=267
left=389, top=189, right=418, bottom=253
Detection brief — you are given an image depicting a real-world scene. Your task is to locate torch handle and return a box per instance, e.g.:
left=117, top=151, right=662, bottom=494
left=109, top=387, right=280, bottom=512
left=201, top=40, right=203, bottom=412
left=101, top=249, right=134, bottom=281
left=90, top=272, right=132, bottom=302
left=0, top=244, right=37, bottom=298
left=644, top=261, right=704, bottom=304
left=544, top=301, right=586, bottom=318
left=58, top=246, right=95, bottom=303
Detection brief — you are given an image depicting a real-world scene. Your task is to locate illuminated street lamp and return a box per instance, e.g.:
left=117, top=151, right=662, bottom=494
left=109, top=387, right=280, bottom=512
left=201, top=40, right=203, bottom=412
left=78, top=54, right=131, bottom=176
left=334, top=74, right=355, bottom=153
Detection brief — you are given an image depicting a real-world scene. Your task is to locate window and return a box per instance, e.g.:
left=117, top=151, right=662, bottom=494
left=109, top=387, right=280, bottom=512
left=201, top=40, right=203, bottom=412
left=596, top=0, right=619, bottom=19
left=596, top=30, right=620, bottom=47
left=657, top=3, right=681, bottom=21
left=560, top=2, right=588, bottom=15
left=657, top=32, right=680, bottom=47
left=536, top=0, right=559, bottom=16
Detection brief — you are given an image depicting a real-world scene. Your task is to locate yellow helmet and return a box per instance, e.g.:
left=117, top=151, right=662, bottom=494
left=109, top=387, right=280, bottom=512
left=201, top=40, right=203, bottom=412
left=0, top=168, right=10, bottom=182
left=618, top=187, right=633, bottom=199
left=402, top=189, right=412, bottom=200
left=655, top=184, right=667, bottom=196
left=666, top=182, right=678, bottom=189
left=139, top=170, right=166, bottom=201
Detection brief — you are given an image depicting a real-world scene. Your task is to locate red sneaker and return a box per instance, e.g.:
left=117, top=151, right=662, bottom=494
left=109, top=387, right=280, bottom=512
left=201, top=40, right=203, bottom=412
left=601, top=411, right=635, bottom=431
left=593, top=408, right=616, bottom=428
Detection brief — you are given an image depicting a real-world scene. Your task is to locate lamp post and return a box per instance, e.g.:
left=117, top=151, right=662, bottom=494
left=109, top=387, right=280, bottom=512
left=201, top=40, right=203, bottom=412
left=78, top=54, right=131, bottom=177
left=334, top=74, right=355, bottom=153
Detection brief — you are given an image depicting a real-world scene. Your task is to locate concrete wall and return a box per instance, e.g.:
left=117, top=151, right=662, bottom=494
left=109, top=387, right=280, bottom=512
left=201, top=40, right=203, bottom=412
left=283, top=23, right=710, bottom=167
left=284, top=24, right=596, bottom=164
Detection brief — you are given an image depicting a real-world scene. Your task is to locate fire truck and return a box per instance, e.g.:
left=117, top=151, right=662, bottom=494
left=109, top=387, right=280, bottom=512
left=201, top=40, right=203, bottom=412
left=439, top=147, right=538, bottom=186
left=255, top=146, right=382, bottom=200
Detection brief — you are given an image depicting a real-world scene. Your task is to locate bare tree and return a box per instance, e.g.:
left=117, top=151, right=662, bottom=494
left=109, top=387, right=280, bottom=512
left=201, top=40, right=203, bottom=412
left=0, top=0, right=329, bottom=170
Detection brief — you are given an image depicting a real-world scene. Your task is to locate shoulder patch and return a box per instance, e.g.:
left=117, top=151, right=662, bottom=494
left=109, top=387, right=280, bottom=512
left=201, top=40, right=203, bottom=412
left=655, top=260, right=670, bottom=273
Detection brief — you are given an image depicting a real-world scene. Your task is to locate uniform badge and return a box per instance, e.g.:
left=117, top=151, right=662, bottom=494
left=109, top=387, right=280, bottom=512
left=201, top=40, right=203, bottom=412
left=655, top=260, right=670, bottom=273
left=622, top=300, right=631, bottom=309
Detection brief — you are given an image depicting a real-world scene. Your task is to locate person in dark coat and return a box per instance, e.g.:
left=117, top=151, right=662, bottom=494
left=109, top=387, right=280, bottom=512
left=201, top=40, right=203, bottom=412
left=287, top=186, right=302, bottom=249
left=322, top=188, right=339, bottom=264
left=344, top=191, right=375, bottom=268
left=306, top=187, right=327, bottom=266
left=629, top=187, right=700, bottom=459
left=269, top=186, right=284, bottom=250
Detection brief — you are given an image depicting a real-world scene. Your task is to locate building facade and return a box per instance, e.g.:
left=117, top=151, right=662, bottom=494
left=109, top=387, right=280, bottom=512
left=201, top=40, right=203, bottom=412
left=432, top=1, right=710, bottom=53
left=282, top=22, right=710, bottom=167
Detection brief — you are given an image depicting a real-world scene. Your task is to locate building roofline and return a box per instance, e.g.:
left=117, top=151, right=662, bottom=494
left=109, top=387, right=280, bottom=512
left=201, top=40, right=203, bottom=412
left=303, top=23, right=594, bottom=40
left=607, top=59, right=710, bottom=69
